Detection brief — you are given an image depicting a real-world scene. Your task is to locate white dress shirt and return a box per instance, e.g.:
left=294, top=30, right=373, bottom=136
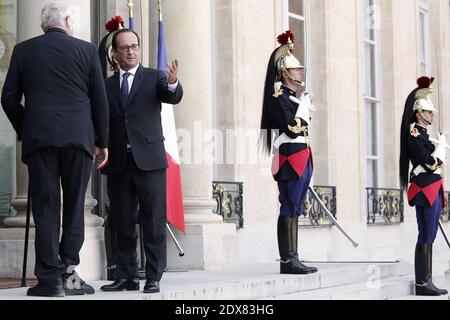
left=119, top=64, right=178, bottom=93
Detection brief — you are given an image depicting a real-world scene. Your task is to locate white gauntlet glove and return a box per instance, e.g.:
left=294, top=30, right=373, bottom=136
left=289, top=93, right=313, bottom=125
left=432, top=133, right=447, bottom=166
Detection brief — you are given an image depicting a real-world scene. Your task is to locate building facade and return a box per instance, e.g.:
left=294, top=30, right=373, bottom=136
left=1, top=0, right=450, bottom=280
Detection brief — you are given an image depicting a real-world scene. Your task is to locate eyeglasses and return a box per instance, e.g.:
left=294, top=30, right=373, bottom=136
left=117, top=44, right=140, bottom=52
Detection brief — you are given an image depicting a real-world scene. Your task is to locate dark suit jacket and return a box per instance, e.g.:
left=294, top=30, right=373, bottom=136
left=1, top=28, right=109, bottom=163
left=104, top=65, right=183, bottom=174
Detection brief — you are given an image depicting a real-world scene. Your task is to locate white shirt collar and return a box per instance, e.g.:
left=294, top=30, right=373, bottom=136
left=119, top=64, right=140, bottom=78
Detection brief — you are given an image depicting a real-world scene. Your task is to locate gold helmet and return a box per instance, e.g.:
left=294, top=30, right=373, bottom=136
left=102, top=16, right=125, bottom=71
left=274, top=31, right=304, bottom=82
left=413, top=76, right=438, bottom=113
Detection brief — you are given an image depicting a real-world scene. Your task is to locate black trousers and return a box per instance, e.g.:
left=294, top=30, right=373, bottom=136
left=27, top=147, right=92, bottom=287
left=109, top=153, right=167, bottom=281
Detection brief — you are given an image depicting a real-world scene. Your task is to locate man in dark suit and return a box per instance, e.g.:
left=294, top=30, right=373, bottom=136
left=1, top=2, right=109, bottom=297
left=100, top=29, right=183, bottom=294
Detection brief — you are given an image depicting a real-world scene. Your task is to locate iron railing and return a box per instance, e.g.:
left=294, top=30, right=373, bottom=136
left=441, top=191, right=450, bottom=223
left=367, top=188, right=404, bottom=225
left=300, top=186, right=337, bottom=226
left=212, top=181, right=244, bottom=229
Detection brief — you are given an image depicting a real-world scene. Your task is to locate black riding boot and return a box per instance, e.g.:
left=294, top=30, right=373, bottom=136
left=415, top=243, right=448, bottom=296
left=290, top=216, right=317, bottom=273
left=278, top=216, right=317, bottom=274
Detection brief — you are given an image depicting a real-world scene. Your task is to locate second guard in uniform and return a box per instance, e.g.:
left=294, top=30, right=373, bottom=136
left=399, top=76, right=448, bottom=296
left=260, top=31, right=317, bottom=275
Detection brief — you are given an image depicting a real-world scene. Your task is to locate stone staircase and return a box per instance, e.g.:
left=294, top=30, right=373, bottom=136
left=3, top=261, right=443, bottom=300
left=391, top=269, right=450, bottom=300
left=266, top=264, right=450, bottom=300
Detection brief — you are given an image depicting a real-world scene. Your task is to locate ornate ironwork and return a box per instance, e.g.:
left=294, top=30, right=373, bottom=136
left=300, top=186, right=337, bottom=226
left=0, top=192, right=11, bottom=217
left=367, top=188, right=404, bottom=225
left=212, top=181, right=244, bottom=229
left=441, top=191, right=450, bottom=223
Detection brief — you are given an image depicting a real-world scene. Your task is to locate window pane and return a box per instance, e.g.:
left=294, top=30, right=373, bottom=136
left=364, top=0, right=377, bottom=41
left=420, top=12, right=427, bottom=64
left=363, top=0, right=370, bottom=39
left=364, top=43, right=377, bottom=97
left=370, top=103, right=378, bottom=156
left=367, top=160, right=378, bottom=188
left=420, top=62, right=427, bottom=76
left=289, top=17, right=305, bottom=67
left=366, top=102, right=373, bottom=155
left=370, top=44, right=377, bottom=96
left=289, top=0, right=304, bottom=16
left=365, top=101, right=379, bottom=157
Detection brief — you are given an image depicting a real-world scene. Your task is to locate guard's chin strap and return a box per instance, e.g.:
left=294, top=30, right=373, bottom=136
left=283, top=71, right=305, bottom=87
left=417, top=111, right=432, bottom=126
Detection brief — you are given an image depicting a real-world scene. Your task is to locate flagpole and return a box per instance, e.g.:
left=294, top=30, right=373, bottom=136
left=157, top=0, right=185, bottom=255
left=158, top=0, right=163, bottom=22
left=127, top=0, right=134, bottom=30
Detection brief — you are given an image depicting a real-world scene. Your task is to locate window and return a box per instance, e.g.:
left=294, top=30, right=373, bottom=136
left=419, top=0, right=429, bottom=75
left=363, top=0, right=381, bottom=188
left=284, top=0, right=307, bottom=70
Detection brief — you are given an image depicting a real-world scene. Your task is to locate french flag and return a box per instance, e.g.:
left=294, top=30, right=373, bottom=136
left=158, top=18, right=186, bottom=233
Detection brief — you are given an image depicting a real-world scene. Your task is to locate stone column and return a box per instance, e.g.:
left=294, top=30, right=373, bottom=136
left=2, top=0, right=45, bottom=230
left=0, top=0, right=105, bottom=280
left=158, top=0, right=236, bottom=269
left=2, top=146, right=28, bottom=227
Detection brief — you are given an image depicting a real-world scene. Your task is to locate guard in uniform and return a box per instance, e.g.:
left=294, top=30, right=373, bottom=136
left=260, top=31, right=317, bottom=274
left=98, top=16, right=125, bottom=280
left=399, top=76, right=448, bottom=296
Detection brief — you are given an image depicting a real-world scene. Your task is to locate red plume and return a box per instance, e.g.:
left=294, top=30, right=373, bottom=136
left=105, top=16, right=125, bottom=33
left=417, top=76, right=434, bottom=88
left=277, top=31, right=295, bottom=46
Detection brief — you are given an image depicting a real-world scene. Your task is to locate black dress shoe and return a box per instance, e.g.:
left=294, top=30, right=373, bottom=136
left=280, top=258, right=318, bottom=275
left=100, top=279, right=140, bottom=292
left=62, top=271, right=95, bottom=296
left=27, top=284, right=65, bottom=297
left=143, top=280, right=160, bottom=294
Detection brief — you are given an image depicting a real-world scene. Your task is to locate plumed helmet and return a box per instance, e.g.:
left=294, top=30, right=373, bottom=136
left=98, top=16, right=125, bottom=76
left=274, top=31, right=304, bottom=82
left=413, top=76, right=438, bottom=113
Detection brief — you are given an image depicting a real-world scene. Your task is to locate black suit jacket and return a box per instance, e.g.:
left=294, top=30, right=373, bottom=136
left=1, top=28, right=109, bottom=163
left=104, top=65, right=183, bottom=174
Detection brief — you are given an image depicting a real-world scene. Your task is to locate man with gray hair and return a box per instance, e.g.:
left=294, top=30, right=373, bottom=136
left=2, top=1, right=109, bottom=297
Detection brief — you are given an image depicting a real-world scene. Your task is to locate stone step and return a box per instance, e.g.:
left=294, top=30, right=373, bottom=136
left=0, top=262, right=411, bottom=300
left=264, top=275, right=414, bottom=300
left=392, top=294, right=450, bottom=300
left=390, top=273, right=449, bottom=300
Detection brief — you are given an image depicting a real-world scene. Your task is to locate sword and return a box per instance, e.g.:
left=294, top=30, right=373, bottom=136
left=166, top=224, right=184, bottom=257
left=308, top=186, right=359, bottom=248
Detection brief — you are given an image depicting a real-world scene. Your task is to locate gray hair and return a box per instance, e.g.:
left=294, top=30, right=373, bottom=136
left=40, top=1, right=72, bottom=30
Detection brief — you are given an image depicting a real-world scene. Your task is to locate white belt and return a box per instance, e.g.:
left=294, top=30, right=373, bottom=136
left=273, top=133, right=308, bottom=149
left=412, top=165, right=442, bottom=177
